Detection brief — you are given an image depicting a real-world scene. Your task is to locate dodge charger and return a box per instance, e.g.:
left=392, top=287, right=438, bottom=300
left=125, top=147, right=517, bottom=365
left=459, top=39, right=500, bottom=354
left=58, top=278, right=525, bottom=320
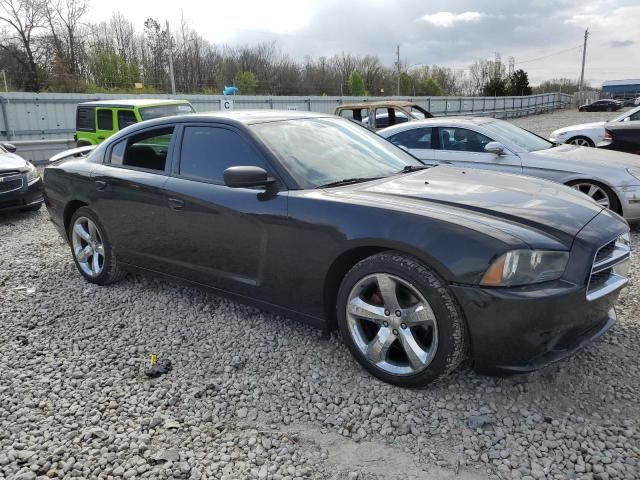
left=43, top=111, right=630, bottom=387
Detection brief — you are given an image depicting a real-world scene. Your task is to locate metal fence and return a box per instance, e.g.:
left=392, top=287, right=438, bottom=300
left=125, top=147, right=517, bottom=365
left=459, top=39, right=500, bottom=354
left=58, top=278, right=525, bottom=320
left=0, top=92, right=572, bottom=162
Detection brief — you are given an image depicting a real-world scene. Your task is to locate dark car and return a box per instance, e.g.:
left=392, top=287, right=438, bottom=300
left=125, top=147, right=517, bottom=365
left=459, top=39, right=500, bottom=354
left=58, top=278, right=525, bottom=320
left=598, top=123, right=640, bottom=155
left=43, top=111, right=630, bottom=387
left=578, top=99, right=623, bottom=112
left=0, top=143, right=44, bottom=212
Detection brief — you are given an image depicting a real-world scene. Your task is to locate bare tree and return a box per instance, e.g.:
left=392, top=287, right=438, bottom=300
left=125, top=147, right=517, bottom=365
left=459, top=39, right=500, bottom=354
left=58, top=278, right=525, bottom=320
left=0, top=0, right=46, bottom=91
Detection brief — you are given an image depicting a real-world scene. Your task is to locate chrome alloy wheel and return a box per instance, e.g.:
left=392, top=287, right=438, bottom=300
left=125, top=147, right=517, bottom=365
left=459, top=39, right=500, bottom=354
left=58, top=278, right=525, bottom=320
left=569, top=137, right=591, bottom=147
left=571, top=183, right=611, bottom=209
left=346, top=273, right=438, bottom=376
left=71, top=216, right=105, bottom=277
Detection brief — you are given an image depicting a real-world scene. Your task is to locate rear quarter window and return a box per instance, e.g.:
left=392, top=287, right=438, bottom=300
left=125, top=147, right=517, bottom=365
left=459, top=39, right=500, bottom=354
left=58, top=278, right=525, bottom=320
left=77, top=106, right=95, bottom=132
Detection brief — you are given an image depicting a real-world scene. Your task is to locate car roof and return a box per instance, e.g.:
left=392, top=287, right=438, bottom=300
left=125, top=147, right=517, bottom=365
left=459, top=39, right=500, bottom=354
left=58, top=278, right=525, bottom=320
left=78, top=99, right=192, bottom=108
left=379, top=116, right=496, bottom=132
left=336, top=100, right=420, bottom=110
left=106, top=110, right=335, bottom=136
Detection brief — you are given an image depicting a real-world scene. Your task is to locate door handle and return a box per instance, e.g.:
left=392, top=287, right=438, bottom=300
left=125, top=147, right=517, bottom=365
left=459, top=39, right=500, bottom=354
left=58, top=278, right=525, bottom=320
left=95, top=180, right=108, bottom=191
left=168, top=198, right=185, bottom=210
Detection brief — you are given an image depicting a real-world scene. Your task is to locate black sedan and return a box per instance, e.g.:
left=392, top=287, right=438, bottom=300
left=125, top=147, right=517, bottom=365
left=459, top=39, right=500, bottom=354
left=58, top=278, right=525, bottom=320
left=43, top=111, right=630, bottom=387
left=598, top=123, right=640, bottom=155
left=578, top=99, right=623, bottom=112
left=0, top=143, right=44, bottom=212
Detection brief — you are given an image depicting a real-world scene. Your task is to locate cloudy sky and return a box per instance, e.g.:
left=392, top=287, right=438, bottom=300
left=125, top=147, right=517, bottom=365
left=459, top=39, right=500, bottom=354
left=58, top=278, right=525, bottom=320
left=92, top=0, right=640, bottom=86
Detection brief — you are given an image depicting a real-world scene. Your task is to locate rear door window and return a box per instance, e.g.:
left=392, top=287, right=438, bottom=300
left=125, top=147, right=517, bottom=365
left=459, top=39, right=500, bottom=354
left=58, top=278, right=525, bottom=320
left=388, top=128, right=433, bottom=149
left=97, top=109, right=114, bottom=131
left=110, top=127, right=174, bottom=172
left=178, top=126, right=266, bottom=184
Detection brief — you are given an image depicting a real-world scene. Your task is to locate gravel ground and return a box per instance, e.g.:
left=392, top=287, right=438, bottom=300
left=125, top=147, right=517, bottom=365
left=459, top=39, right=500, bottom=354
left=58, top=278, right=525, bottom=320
left=510, top=107, right=629, bottom=139
left=1, top=110, right=640, bottom=480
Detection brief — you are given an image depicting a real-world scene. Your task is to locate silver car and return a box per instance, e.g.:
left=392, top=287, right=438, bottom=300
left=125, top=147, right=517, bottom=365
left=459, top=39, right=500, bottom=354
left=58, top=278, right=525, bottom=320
left=378, top=117, right=640, bottom=222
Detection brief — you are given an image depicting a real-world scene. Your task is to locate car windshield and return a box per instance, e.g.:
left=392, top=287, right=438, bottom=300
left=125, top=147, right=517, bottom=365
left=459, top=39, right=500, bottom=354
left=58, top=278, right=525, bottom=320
left=138, top=103, right=195, bottom=121
left=251, top=117, right=424, bottom=189
left=611, top=106, right=640, bottom=122
left=482, top=119, right=553, bottom=152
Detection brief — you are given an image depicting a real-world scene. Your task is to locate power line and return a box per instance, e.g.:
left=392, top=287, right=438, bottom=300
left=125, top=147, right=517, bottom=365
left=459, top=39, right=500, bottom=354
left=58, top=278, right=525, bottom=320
left=515, top=45, right=583, bottom=65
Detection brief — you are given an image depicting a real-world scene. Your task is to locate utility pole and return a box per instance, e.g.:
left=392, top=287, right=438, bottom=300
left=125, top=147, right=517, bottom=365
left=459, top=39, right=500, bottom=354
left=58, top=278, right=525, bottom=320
left=166, top=20, right=176, bottom=95
left=396, top=44, right=400, bottom=96
left=579, top=28, right=589, bottom=92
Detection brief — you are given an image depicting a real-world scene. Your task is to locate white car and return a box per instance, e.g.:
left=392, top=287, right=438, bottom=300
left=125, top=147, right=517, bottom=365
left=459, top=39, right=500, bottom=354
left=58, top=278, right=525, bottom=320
left=549, top=106, right=640, bottom=147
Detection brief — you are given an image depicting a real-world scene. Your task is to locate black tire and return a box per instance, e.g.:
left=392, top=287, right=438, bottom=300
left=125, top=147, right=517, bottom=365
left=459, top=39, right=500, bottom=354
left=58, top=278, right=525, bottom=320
left=567, top=180, right=621, bottom=214
left=336, top=251, right=467, bottom=387
left=68, top=206, right=126, bottom=285
left=21, top=202, right=42, bottom=212
left=566, top=136, right=595, bottom=147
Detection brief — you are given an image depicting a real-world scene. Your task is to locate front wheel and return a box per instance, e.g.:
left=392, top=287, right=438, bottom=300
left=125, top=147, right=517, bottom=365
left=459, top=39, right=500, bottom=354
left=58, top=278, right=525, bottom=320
left=336, top=251, right=467, bottom=387
left=69, top=207, right=126, bottom=285
left=567, top=136, right=594, bottom=147
left=568, top=181, right=620, bottom=213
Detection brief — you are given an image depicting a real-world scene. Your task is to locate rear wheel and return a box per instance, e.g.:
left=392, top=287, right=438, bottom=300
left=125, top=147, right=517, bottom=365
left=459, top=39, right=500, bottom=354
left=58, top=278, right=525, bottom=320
left=69, top=207, right=126, bottom=285
left=567, top=136, right=594, bottom=147
left=336, top=251, right=467, bottom=387
left=568, top=180, right=620, bottom=213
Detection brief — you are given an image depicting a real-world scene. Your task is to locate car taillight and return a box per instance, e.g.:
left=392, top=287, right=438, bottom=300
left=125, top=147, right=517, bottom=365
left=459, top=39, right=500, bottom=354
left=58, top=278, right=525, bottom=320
left=603, top=130, right=613, bottom=141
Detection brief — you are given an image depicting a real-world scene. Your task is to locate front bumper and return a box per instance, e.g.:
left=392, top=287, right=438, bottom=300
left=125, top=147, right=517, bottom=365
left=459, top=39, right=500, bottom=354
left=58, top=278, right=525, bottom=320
left=612, top=185, right=640, bottom=223
left=0, top=176, right=44, bottom=211
left=451, top=281, right=619, bottom=375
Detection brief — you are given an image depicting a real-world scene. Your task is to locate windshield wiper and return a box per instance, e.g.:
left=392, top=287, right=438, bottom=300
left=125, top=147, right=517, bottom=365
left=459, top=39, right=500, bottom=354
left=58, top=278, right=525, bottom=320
left=397, top=165, right=432, bottom=174
left=317, top=177, right=385, bottom=188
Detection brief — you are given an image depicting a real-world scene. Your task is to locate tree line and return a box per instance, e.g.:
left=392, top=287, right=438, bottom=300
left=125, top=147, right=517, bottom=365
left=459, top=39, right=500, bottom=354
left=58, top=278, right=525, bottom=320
left=1, top=0, right=582, bottom=96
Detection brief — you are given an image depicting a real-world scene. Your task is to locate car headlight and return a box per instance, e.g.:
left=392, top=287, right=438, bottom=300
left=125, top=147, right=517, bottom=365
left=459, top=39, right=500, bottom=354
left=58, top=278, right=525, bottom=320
left=480, top=250, right=569, bottom=287
left=25, top=163, right=40, bottom=184
left=627, top=168, right=640, bottom=183
left=551, top=130, right=567, bottom=138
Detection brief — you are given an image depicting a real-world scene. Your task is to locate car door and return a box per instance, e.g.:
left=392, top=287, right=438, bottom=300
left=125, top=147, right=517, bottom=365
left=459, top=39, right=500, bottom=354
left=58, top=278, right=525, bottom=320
left=433, top=126, right=523, bottom=174
left=162, top=123, right=288, bottom=296
left=90, top=125, right=176, bottom=269
left=95, top=108, right=115, bottom=143
left=385, top=127, right=436, bottom=163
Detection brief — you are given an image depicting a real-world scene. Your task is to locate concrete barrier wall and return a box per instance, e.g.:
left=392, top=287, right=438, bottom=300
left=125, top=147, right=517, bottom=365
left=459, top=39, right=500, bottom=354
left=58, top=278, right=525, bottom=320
left=0, top=92, right=572, bottom=162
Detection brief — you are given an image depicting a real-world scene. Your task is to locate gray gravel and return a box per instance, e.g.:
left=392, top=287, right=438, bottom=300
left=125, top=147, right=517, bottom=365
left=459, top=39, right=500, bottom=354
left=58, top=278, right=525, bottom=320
left=510, top=107, right=629, bottom=139
left=1, top=111, right=640, bottom=479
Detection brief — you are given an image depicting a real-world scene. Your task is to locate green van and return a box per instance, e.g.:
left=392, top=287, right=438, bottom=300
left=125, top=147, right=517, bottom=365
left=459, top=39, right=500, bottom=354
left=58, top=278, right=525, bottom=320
left=74, top=99, right=195, bottom=146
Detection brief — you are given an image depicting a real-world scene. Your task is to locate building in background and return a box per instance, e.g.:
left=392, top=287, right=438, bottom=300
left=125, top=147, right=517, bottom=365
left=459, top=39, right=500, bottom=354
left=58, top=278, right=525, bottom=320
left=601, top=79, right=640, bottom=99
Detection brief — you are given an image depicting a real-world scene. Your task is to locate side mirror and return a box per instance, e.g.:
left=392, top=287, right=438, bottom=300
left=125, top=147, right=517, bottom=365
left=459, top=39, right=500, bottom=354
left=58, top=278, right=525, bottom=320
left=622, top=116, right=630, bottom=122
left=224, top=166, right=274, bottom=188
left=484, top=141, right=505, bottom=155
left=2, top=143, right=17, bottom=153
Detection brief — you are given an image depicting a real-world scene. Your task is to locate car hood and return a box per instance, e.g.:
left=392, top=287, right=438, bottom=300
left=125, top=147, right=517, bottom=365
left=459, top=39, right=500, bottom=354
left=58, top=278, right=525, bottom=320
left=0, top=152, right=29, bottom=171
left=553, top=121, right=605, bottom=135
left=335, top=167, right=604, bottom=246
left=531, top=143, right=640, bottom=168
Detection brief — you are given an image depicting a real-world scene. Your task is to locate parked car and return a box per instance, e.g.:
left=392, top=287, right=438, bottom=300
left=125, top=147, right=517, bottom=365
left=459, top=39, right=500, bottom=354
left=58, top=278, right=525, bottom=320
left=334, top=101, right=432, bottom=130
left=549, top=105, right=640, bottom=147
left=613, top=97, right=638, bottom=107
left=44, top=111, right=630, bottom=387
left=578, top=99, right=622, bottom=112
left=379, top=117, right=640, bottom=222
left=0, top=143, right=44, bottom=212
left=598, top=123, right=640, bottom=155
left=75, top=99, right=195, bottom=147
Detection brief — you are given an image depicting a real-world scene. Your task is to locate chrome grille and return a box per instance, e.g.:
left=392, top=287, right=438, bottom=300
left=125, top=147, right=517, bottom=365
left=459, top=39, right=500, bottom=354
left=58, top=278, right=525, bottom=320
left=0, top=174, right=23, bottom=194
left=586, top=234, right=630, bottom=301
